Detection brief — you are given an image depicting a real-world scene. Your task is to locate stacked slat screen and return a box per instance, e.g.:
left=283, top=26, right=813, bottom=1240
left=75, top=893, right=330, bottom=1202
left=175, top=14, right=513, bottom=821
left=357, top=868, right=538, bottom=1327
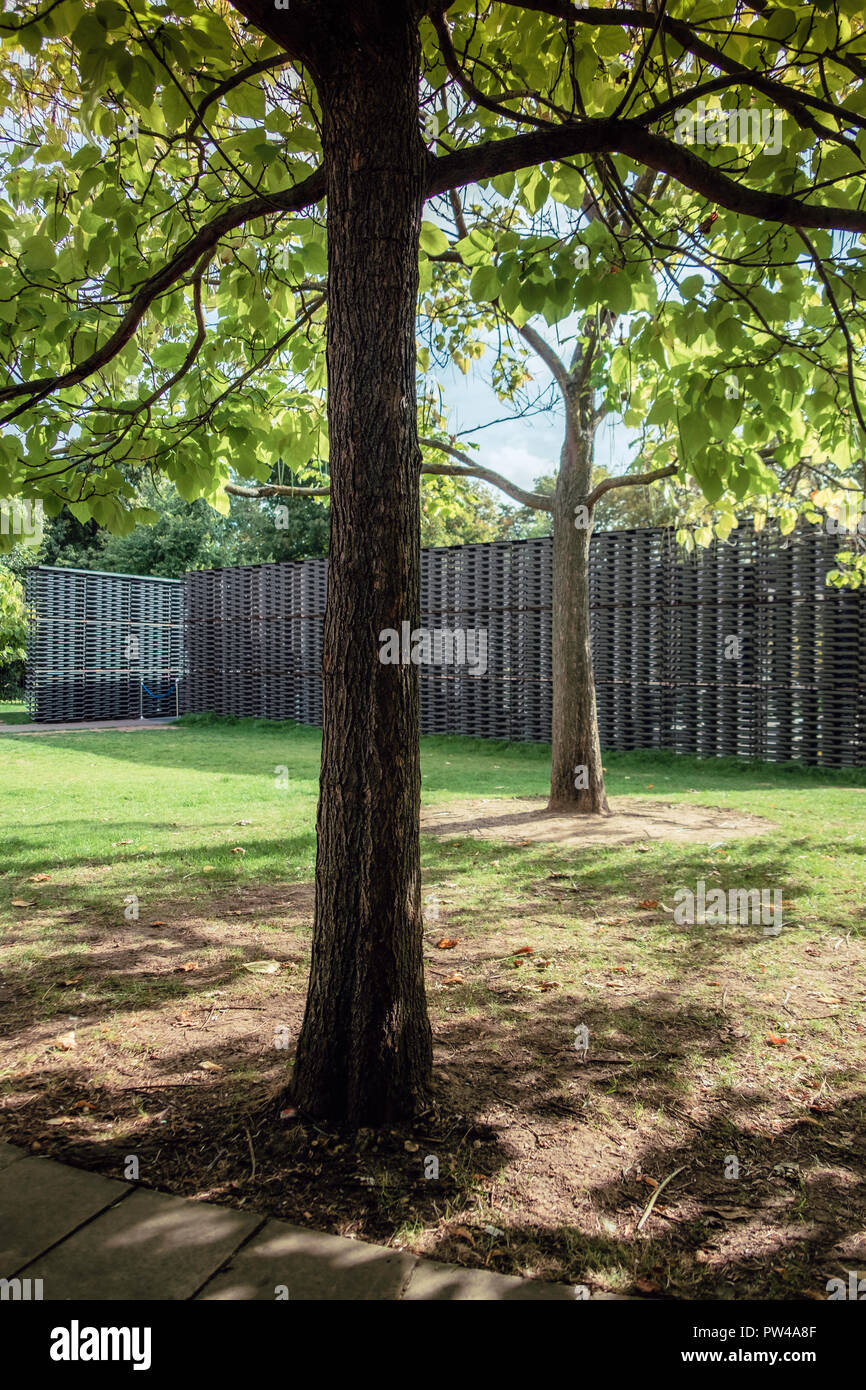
left=25, top=524, right=866, bottom=765
left=24, top=566, right=183, bottom=722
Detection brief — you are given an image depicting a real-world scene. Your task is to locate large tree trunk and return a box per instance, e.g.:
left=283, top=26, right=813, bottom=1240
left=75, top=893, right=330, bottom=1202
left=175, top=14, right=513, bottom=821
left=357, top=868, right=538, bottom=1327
left=548, top=414, right=610, bottom=814
left=290, top=7, right=432, bottom=1125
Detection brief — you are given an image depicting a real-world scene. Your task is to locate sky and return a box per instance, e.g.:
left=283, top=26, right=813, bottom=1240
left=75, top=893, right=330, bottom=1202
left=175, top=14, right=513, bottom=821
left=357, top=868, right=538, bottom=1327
left=429, top=332, right=638, bottom=496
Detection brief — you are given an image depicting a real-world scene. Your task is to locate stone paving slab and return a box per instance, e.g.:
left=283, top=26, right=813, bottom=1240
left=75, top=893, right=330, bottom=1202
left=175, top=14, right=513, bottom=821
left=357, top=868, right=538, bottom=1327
left=21, top=1185, right=263, bottom=1301
left=1, top=1152, right=622, bottom=1300
left=0, top=1141, right=26, bottom=1171
left=0, top=1156, right=130, bottom=1277
left=402, top=1259, right=579, bottom=1301
left=197, top=1219, right=418, bottom=1301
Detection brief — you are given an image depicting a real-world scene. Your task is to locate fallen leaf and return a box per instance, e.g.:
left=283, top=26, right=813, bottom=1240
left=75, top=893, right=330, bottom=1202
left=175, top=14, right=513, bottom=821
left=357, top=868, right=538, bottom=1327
left=513, top=946, right=534, bottom=956
left=11, top=898, right=35, bottom=907
left=435, top=937, right=458, bottom=949
left=280, top=1107, right=297, bottom=1120
left=451, top=1225, right=475, bottom=1246
left=54, top=1030, right=76, bottom=1050
left=202, top=865, right=216, bottom=871
left=404, top=1140, right=419, bottom=1152
left=178, top=961, right=199, bottom=972
left=236, top=819, right=252, bottom=826
left=149, top=920, right=168, bottom=928
left=539, top=982, right=559, bottom=991
left=766, top=1035, right=788, bottom=1046
left=28, top=873, right=51, bottom=882
left=442, top=972, right=465, bottom=985
left=243, top=960, right=281, bottom=974
left=199, top=1060, right=222, bottom=1072
left=638, top=900, right=659, bottom=909
left=635, top=1277, right=661, bottom=1294
left=61, top=977, right=82, bottom=987
left=231, top=847, right=246, bottom=855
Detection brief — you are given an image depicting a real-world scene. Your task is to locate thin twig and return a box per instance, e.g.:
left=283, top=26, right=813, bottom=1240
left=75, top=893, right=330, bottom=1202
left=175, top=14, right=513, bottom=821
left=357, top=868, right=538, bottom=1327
left=636, top=1166, right=686, bottom=1232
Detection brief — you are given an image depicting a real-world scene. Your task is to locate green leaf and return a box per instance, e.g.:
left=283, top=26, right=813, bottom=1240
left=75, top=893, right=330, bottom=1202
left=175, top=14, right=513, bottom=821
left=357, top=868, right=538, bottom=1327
left=301, top=241, right=327, bottom=275
left=71, top=12, right=107, bottom=51
left=225, top=83, right=266, bottom=121
left=601, top=272, right=631, bottom=314
left=419, top=221, right=450, bottom=257
left=20, top=235, right=56, bottom=273
left=680, top=275, right=704, bottom=300
left=470, top=264, right=499, bottom=303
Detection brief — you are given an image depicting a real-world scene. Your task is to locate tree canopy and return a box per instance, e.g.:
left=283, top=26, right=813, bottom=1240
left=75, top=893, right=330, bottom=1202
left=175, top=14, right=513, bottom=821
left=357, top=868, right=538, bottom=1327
left=2, top=1, right=866, bottom=539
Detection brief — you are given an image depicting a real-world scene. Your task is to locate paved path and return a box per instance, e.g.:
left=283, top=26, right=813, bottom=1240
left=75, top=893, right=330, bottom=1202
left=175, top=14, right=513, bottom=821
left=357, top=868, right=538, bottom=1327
left=0, top=1142, right=617, bottom=1301
left=0, top=718, right=178, bottom=735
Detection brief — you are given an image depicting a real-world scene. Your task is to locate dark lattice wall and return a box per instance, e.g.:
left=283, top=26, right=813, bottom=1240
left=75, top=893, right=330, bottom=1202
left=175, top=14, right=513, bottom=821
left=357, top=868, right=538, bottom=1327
left=589, top=526, right=866, bottom=764
left=183, top=524, right=866, bottom=767
left=183, top=558, right=327, bottom=727
left=25, top=566, right=184, bottom=722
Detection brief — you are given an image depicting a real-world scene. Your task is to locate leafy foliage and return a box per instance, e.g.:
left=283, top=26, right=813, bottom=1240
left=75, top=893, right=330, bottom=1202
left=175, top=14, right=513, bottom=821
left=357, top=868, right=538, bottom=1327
left=0, top=566, right=26, bottom=690
left=0, top=0, right=865, bottom=567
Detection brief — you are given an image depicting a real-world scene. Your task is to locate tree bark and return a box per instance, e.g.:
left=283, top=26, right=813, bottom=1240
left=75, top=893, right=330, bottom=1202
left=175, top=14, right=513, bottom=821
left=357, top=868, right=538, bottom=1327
left=548, top=408, right=610, bottom=814
left=290, top=6, right=432, bottom=1125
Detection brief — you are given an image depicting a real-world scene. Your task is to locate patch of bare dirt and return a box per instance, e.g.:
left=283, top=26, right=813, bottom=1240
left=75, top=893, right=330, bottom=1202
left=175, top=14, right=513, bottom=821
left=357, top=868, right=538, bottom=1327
left=3, top=867, right=865, bottom=1299
left=421, top=796, right=775, bottom=846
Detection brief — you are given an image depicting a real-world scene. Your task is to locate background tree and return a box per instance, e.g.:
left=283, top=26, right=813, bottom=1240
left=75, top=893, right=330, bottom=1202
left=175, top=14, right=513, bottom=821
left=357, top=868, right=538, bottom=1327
left=3, top=0, right=866, bottom=1122
left=417, top=108, right=866, bottom=810
left=0, top=568, right=27, bottom=696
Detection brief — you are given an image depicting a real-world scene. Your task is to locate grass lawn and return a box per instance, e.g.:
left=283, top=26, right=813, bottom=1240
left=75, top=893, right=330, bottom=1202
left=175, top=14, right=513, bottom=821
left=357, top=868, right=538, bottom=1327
left=1, top=714, right=864, bottom=1298
left=0, top=699, right=28, bottom=725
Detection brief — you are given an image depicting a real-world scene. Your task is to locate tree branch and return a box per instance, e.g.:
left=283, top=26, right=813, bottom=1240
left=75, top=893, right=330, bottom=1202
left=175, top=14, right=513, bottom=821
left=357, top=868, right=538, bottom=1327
left=511, top=321, right=569, bottom=397
left=586, top=462, right=678, bottom=509
left=795, top=228, right=866, bottom=438
left=428, top=120, right=866, bottom=233
left=0, top=167, right=326, bottom=420
left=501, top=2, right=866, bottom=138
left=431, top=9, right=552, bottom=130
left=418, top=436, right=555, bottom=509
left=228, top=438, right=555, bottom=512
left=186, top=54, right=294, bottom=138
left=225, top=481, right=330, bottom=499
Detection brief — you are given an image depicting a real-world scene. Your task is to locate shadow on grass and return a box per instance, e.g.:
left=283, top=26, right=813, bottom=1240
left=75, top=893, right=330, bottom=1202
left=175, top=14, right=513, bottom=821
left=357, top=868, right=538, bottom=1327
left=2, top=939, right=864, bottom=1299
